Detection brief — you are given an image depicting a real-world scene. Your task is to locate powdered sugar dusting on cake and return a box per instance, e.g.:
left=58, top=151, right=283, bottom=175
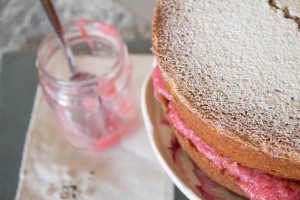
left=153, top=0, right=300, bottom=160
left=276, top=0, right=300, bottom=19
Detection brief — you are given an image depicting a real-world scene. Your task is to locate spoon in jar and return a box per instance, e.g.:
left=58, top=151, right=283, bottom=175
left=40, top=0, right=95, bottom=81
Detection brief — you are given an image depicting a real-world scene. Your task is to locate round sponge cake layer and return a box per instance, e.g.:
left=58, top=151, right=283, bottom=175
left=152, top=0, right=300, bottom=179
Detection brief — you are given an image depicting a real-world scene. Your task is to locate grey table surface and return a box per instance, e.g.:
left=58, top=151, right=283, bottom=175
left=0, top=40, right=188, bottom=200
left=0, top=0, right=154, bottom=64
left=0, top=51, right=37, bottom=200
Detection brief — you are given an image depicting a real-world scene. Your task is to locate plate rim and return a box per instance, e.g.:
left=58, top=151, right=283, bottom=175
left=141, top=71, right=201, bottom=200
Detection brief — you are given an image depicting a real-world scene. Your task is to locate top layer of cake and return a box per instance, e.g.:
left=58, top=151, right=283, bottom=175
left=152, top=0, right=300, bottom=160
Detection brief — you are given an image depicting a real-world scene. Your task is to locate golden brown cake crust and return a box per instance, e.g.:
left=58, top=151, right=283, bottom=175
left=152, top=0, right=300, bottom=180
left=173, top=128, right=246, bottom=198
left=158, top=92, right=246, bottom=198
left=169, top=91, right=300, bottom=180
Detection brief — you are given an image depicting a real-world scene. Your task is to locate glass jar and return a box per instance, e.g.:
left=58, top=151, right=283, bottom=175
left=36, top=19, right=138, bottom=151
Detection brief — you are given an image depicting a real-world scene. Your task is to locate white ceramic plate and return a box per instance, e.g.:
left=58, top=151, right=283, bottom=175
left=141, top=72, right=245, bottom=200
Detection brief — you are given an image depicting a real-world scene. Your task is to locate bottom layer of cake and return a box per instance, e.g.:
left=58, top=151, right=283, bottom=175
left=171, top=122, right=246, bottom=197
left=152, top=66, right=300, bottom=200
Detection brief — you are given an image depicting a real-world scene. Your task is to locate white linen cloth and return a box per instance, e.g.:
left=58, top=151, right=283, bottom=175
left=15, top=55, right=173, bottom=200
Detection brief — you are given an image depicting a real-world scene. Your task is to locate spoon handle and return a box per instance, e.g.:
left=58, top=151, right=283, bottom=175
left=40, top=0, right=77, bottom=74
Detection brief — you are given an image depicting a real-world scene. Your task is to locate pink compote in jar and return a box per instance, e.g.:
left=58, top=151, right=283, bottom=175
left=36, top=19, right=138, bottom=151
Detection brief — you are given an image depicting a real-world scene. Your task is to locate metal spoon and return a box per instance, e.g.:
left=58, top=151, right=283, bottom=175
left=40, top=0, right=95, bottom=81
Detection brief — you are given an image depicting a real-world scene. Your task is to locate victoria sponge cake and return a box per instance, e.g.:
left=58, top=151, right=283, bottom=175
left=151, top=0, right=300, bottom=199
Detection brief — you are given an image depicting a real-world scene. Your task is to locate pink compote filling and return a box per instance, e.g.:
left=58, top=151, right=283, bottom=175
left=152, top=66, right=300, bottom=200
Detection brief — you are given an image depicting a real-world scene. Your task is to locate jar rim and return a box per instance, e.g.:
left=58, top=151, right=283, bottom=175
left=36, top=19, right=124, bottom=88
